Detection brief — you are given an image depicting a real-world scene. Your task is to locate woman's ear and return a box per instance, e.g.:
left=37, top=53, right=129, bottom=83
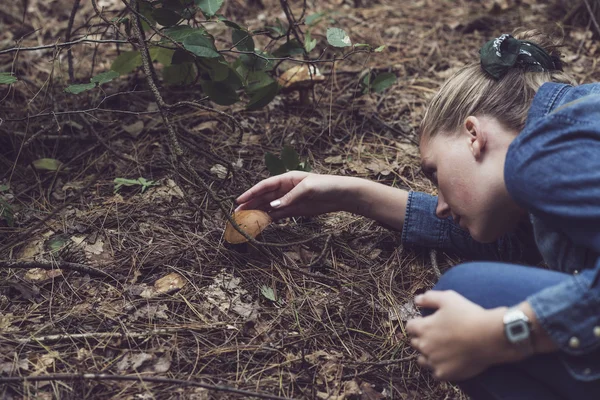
left=464, top=116, right=487, bottom=160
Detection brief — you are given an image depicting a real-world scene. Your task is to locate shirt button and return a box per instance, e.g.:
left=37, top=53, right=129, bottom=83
left=573, top=270, right=579, bottom=275
left=569, top=336, right=580, bottom=349
left=594, top=326, right=600, bottom=338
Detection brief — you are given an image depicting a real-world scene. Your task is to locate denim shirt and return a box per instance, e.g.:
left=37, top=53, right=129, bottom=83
left=401, top=82, right=600, bottom=382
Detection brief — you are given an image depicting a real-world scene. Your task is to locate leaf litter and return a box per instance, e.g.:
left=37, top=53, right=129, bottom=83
left=2, top=0, right=599, bottom=399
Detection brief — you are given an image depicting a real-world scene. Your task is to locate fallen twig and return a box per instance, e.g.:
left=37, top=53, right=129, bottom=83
left=0, top=373, right=294, bottom=399
left=0, top=260, right=122, bottom=282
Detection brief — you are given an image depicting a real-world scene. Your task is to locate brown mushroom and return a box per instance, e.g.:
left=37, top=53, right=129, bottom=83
left=224, top=210, right=272, bottom=244
left=277, top=65, right=325, bottom=104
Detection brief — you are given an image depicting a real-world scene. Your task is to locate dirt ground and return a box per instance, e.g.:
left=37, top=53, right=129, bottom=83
left=1, top=0, right=599, bottom=399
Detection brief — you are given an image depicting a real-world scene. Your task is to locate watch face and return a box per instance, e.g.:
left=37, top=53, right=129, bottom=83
left=507, top=320, right=530, bottom=343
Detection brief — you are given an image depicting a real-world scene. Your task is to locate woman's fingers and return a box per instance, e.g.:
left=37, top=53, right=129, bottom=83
left=236, top=176, right=283, bottom=204
left=235, top=190, right=282, bottom=211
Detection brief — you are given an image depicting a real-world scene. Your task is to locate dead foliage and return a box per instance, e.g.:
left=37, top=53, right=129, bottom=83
left=1, top=0, right=599, bottom=399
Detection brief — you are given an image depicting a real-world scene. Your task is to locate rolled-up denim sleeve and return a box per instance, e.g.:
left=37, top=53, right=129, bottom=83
left=527, top=263, right=600, bottom=356
left=504, top=92, right=600, bottom=356
left=401, top=191, right=539, bottom=263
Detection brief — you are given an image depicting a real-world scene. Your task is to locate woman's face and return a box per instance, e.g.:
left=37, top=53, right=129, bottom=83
left=419, top=116, right=526, bottom=243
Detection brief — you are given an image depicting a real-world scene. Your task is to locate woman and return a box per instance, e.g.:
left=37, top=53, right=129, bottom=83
left=235, top=30, right=600, bottom=399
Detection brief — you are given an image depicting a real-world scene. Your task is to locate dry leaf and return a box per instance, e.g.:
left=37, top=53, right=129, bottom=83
left=210, top=164, right=229, bottom=179
left=123, top=120, right=144, bottom=138
left=224, top=210, right=272, bottom=244
left=24, top=268, right=63, bottom=282
left=360, top=382, right=385, bottom=400
left=154, top=272, right=185, bottom=295
left=324, top=155, right=344, bottom=164
left=117, top=352, right=154, bottom=372
left=152, top=355, right=171, bottom=373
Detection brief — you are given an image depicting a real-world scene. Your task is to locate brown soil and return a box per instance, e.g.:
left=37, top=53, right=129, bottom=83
left=1, top=0, right=599, bottom=399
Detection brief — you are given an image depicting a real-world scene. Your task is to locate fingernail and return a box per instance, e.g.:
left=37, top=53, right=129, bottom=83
left=270, top=199, right=281, bottom=208
left=415, top=295, right=423, bottom=304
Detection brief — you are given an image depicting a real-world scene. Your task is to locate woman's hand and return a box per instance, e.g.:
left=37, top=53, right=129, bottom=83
left=406, top=290, right=521, bottom=381
left=235, top=171, right=360, bottom=220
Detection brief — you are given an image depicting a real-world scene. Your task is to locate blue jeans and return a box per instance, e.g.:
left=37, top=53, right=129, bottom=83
left=424, top=262, right=600, bottom=400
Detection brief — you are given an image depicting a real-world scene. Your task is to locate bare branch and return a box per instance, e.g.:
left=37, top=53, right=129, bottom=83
left=0, top=374, right=293, bottom=400
left=0, top=38, right=129, bottom=56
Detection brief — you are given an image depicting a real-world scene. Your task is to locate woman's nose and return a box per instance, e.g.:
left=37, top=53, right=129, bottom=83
left=436, top=192, right=451, bottom=219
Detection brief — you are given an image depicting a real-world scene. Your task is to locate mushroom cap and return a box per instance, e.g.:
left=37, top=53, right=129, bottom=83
left=277, top=65, right=325, bottom=91
left=224, top=210, right=272, bottom=244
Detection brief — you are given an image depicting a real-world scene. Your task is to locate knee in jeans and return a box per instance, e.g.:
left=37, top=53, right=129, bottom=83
left=434, top=262, right=481, bottom=293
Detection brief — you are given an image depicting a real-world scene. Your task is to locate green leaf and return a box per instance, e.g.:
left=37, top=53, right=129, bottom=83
left=197, top=58, right=229, bottom=81
left=171, top=48, right=196, bottom=64
left=265, top=18, right=286, bottom=36
left=326, top=27, right=352, bottom=48
left=281, top=146, right=300, bottom=170
left=64, top=83, right=96, bottom=94
left=240, top=52, right=272, bottom=72
left=0, top=198, right=14, bottom=227
left=264, top=152, right=286, bottom=176
left=217, top=15, right=242, bottom=29
left=113, top=177, right=157, bottom=193
left=183, top=32, right=220, bottom=58
left=260, top=285, right=277, bottom=302
left=163, top=63, right=196, bottom=85
left=195, top=0, right=223, bottom=17
left=46, top=236, right=67, bottom=254
left=272, top=39, right=304, bottom=57
left=163, top=25, right=201, bottom=42
left=246, top=81, right=279, bottom=110
left=245, top=71, right=275, bottom=92
left=371, top=72, right=397, bottom=93
left=162, top=0, right=185, bottom=11
left=353, top=43, right=370, bottom=48
left=304, top=31, right=317, bottom=53
left=32, top=158, right=63, bottom=171
left=305, top=12, right=325, bottom=26
left=137, top=177, right=158, bottom=192
left=137, top=0, right=156, bottom=31
left=152, top=8, right=181, bottom=26
left=111, top=51, right=142, bottom=74
left=0, top=73, right=17, bottom=84
left=0, top=184, right=9, bottom=192
left=298, top=161, right=312, bottom=172
left=149, top=47, right=175, bottom=66
left=201, top=80, right=240, bottom=105
left=90, top=70, right=119, bottom=85
left=374, top=45, right=386, bottom=52
left=232, top=29, right=254, bottom=52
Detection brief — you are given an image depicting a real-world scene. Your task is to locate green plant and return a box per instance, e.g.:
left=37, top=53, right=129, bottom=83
left=264, top=146, right=311, bottom=176
left=62, top=1, right=386, bottom=110
left=360, top=70, right=397, bottom=94
left=114, top=177, right=158, bottom=193
left=0, top=184, right=14, bottom=226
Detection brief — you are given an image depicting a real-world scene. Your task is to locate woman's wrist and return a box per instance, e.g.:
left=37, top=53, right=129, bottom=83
left=484, top=303, right=558, bottom=367
left=342, top=178, right=409, bottom=231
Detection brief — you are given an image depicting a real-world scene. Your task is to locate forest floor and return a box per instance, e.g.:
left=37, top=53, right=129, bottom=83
left=1, top=0, right=599, bottom=399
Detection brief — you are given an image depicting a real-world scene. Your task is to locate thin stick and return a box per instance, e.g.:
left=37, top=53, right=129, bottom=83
left=1, top=260, right=122, bottom=282
left=0, top=39, right=129, bottom=55
left=5, top=326, right=225, bottom=344
left=66, top=0, right=82, bottom=82
left=0, top=374, right=293, bottom=400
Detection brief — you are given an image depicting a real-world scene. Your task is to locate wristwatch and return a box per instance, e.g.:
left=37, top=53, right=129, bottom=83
left=503, top=307, right=534, bottom=356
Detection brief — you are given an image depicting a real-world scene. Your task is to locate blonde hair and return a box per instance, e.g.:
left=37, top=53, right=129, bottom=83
left=420, top=29, right=576, bottom=141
